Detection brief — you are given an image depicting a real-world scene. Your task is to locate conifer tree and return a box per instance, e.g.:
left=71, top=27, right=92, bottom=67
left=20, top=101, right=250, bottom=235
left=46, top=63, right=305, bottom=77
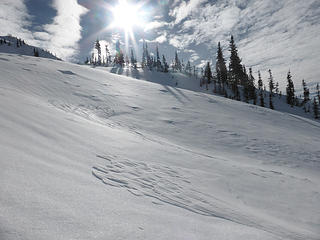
left=229, top=36, right=245, bottom=86
left=141, top=40, right=146, bottom=68
left=95, top=39, right=101, bottom=65
left=130, top=49, right=137, bottom=69
left=313, top=97, right=319, bottom=119
left=216, top=42, right=228, bottom=93
left=204, top=62, right=212, bottom=90
left=268, top=69, right=275, bottom=96
left=185, top=61, right=192, bottom=76
left=156, top=45, right=162, bottom=71
left=33, top=48, right=39, bottom=57
left=302, top=79, right=310, bottom=111
left=316, top=83, right=320, bottom=100
left=269, top=93, right=274, bottom=109
left=258, top=71, right=264, bottom=107
left=286, top=71, right=295, bottom=107
left=105, top=44, right=110, bottom=66
left=275, top=82, right=279, bottom=95
left=162, top=55, right=168, bottom=72
left=248, top=68, right=256, bottom=104
left=145, top=43, right=152, bottom=70
left=174, top=51, right=181, bottom=72
left=243, top=67, right=250, bottom=103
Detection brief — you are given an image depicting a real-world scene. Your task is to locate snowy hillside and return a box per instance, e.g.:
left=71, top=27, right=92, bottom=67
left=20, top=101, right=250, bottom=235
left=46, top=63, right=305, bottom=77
left=0, top=35, right=60, bottom=60
left=95, top=65, right=318, bottom=121
left=0, top=53, right=319, bottom=240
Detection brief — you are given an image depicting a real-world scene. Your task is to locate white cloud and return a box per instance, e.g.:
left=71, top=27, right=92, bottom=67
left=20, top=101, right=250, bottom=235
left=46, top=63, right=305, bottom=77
left=144, top=21, right=169, bottom=32
left=154, top=34, right=167, bottom=43
left=167, top=0, right=320, bottom=91
left=0, top=0, right=34, bottom=41
left=35, top=0, right=88, bottom=61
left=169, top=0, right=206, bottom=25
left=0, top=0, right=88, bottom=61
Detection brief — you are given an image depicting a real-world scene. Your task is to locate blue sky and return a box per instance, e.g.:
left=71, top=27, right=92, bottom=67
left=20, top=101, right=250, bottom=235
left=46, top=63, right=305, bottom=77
left=0, top=0, right=319, bottom=92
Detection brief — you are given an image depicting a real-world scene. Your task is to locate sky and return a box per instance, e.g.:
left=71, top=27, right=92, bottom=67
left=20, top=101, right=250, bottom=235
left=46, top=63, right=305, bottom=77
left=0, top=0, right=319, bottom=92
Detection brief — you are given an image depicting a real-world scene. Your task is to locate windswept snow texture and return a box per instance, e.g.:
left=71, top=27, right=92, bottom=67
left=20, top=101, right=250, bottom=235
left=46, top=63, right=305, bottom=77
left=0, top=53, right=319, bottom=240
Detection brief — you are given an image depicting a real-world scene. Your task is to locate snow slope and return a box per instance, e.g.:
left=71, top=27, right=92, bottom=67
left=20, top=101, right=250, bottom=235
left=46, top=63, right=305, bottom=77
left=96, top=64, right=318, bottom=121
left=0, top=53, right=319, bottom=240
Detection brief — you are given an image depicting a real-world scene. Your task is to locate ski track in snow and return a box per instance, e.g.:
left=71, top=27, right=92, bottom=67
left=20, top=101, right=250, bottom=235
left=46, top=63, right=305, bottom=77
left=92, top=155, right=316, bottom=240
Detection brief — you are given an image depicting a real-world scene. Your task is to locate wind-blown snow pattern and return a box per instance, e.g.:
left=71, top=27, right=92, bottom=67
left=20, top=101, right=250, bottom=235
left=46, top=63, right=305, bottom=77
left=0, top=52, right=319, bottom=240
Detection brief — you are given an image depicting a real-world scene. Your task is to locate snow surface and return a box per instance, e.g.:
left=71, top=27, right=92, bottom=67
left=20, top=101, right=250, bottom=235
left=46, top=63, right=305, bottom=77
left=0, top=53, right=319, bottom=240
left=95, top=64, right=318, bottom=121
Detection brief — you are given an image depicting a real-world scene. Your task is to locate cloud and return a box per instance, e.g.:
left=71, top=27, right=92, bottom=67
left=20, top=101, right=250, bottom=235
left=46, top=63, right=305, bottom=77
left=34, top=0, right=88, bottom=61
left=169, top=0, right=206, bottom=25
left=167, top=0, right=320, bottom=91
left=144, top=21, right=169, bottom=32
left=0, top=0, right=34, bottom=41
left=154, top=34, right=167, bottom=43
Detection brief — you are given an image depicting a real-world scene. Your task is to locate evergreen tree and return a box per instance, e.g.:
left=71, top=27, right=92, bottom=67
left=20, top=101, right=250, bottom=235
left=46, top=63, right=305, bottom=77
left=174, top=51, right=181, bottom=72
left=145, top=43, right=152, bottom=69
left=185, top=60, right=192, bottom=76
left=316, top=83, right=320, bottom=101
left=141, top=40, right=146, bottom=68
left=302, top=79, right=310, bottom=111
left=125, top=55, right=129, bottom=66
left=248, top=68, right=256, bottom=104
left=33, top=48, right=39, bottom=57
left=286, top=71, right=295, bottom=107
left=258, top=71, right=264, bottom=107
left=130, top=49, right=137, bottom=69
left=204, top=62, right=212, bottom=90
left=269, top=93, right=274, bottom=109
left=229, top=35, right=245, bottom=86
left=114, top=40, right=124, bottom=66
left=200, top=67, right=204, bottom=87
left=216, top=42, right=228, bottom=93
left=243, top=67, right=250, bottom=102
left=313, top=97, right=319, bottom=119
left=268, top=69, right=275, bottom=96
left=275, top=82, right=279, bottom=95
left=105, top=44, right=110, bottom=66
left=162, top=55, right=169, bottom=72
left=95, top=39, right=101, bottom=65
left=156, top=45, right=162, bottom=71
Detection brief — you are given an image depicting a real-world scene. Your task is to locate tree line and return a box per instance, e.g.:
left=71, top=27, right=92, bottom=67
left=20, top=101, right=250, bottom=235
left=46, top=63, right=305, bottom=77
left=86, top=37, right=319, bottom=119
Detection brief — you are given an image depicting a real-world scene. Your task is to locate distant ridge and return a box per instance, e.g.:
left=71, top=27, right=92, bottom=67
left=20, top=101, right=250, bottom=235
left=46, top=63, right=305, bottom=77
left=0, top=35, right=61, bottom=60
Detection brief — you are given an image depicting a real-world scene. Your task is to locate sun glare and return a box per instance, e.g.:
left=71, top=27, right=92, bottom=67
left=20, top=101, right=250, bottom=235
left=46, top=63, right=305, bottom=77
left=110, top=0, right=144, bottom=31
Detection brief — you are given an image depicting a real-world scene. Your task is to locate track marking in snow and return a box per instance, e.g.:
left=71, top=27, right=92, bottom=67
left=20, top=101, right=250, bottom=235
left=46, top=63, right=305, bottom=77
left=58, top=70, right=77, bottom=75
left=92, top=154, right=318, bottom=240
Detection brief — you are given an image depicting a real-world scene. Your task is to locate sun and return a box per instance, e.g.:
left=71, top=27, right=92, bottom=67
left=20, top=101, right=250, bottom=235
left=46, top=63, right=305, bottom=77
left=110, top=0, right=144, bottom=32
